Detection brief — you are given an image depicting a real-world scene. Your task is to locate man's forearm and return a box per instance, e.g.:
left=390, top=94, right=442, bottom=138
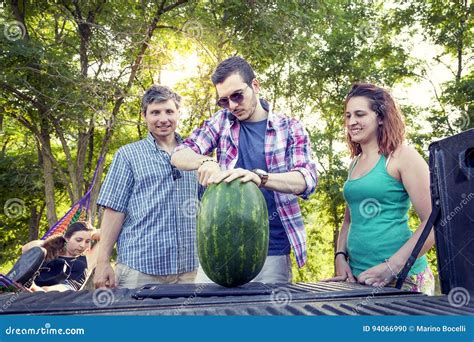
left=171, top=147, right=209, bottom=171
left=96, top=208, right=125, bottom=263
left=264, top=171, right=306, bottom=194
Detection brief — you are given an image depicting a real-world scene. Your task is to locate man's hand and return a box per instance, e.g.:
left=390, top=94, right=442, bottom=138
left=94, top=261, right=116, bottom=289
left=197, top=160, right=221, bottom=186
left=207, top=168, right=261, bottom=187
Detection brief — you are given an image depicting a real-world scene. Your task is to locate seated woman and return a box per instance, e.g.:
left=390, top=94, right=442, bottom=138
left=324, top=83, right=435, bottom=295
left=22, top=221, right=100, bottom=292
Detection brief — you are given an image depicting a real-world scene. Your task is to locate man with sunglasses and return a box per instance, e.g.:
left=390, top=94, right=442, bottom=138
left=95, top=85, right=199, bottom=289
left=172, top=57, right=317, bottom=283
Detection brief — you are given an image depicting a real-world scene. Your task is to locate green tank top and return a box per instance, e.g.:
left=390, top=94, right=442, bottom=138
left=343, top=154, right=427, bottom=277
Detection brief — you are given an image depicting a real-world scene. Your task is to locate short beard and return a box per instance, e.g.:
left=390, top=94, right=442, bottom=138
left=246, top=93, right=258, bottom=120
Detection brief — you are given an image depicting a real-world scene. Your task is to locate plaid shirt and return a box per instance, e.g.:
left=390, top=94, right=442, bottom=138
left=176, top=100, right=317, bottom=267
left=97, top=132, right=198, bottom=275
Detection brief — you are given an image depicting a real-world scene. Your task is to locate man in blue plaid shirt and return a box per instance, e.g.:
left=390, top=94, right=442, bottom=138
left=94, top=85, right=199, bottom=289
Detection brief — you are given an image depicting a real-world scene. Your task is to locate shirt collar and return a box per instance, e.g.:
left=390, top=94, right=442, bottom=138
left=224, top=98, right=275, bottom=127
left=147, top=132, right=183, bottom=149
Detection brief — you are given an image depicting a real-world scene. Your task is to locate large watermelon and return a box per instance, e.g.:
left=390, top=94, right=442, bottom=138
left=197, top=179, right=269, bottom=287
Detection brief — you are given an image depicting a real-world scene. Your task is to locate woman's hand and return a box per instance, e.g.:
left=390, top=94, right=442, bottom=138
left=321, top=255, right=356, bottom=282
left=91, top=229, right=100, bottom=241
left=21, top=240, right=44, bottom=254
left=357, top=261, right=396, bottom=287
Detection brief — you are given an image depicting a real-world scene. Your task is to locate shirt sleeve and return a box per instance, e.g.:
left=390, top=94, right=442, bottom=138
left=287, top=119, right=318, bottom=199
left=96, top=148, right=134, bottom=213
left=174, top=112, right=225, bottom=156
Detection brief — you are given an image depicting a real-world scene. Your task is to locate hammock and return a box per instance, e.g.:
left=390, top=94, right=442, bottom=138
left=41, top=156, right=104, bottom=240
left=0, top=157, right=105, bottom=293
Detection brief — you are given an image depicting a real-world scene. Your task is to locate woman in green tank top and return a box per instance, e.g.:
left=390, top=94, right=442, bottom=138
left=324, top=83, right=435, bottom=295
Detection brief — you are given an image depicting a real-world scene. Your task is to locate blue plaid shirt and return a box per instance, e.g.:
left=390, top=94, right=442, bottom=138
left=97, top=132, right=198, bottom=275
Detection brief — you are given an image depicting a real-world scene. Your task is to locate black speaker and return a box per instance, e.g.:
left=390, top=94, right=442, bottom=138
left=429, top=128, right=474, bottom=294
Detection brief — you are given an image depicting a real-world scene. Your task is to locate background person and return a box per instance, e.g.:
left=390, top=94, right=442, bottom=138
left=22, top=221, right=99, bottom=292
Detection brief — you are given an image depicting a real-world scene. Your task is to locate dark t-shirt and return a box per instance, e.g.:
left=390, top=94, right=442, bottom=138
left=36, top=255, right=87, bottom=291
left=235, top=118, right=291, bottom=255
left=60, top=255, right=87, bottom=290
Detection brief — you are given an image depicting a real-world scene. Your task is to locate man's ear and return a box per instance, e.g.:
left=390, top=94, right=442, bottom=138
left=141, top=111, right=146, bottom=119
left=252, top=78, right=260, bottom=94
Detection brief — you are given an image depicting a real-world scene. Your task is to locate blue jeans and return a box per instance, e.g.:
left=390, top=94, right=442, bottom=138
left=195, top=254, right=292, bottom=284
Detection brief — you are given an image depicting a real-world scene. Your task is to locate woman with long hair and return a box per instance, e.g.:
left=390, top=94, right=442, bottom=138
left=325, top=83, right=435, bottom=294
left=22, top=221, right=100, bottom=291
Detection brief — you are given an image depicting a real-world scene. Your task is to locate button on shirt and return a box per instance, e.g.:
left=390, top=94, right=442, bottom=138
left=97, top=132, right=198, bottom=275
left=175, top=100, right=317, bottom=267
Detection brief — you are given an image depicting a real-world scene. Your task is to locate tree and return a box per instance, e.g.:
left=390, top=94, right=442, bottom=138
left=1, top=0, right=189, bottom=230
left=0, top=126, right=46, bottom=264
left=393, top=0, right=473, bottom=137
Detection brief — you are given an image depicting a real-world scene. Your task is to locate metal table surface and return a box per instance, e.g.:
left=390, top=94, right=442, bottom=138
left=1, top=282, right=472, bottom=316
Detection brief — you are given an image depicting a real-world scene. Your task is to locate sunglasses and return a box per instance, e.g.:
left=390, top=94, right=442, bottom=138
left=216, top=85, right=249, bottom=108
left=171, top=165, right=182, bottom=181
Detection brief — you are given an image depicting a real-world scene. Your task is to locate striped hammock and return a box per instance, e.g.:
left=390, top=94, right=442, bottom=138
left=41, top=156, right=104, bottom=240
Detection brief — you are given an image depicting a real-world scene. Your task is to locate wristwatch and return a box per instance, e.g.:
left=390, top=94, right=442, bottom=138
left=251, top=169, right=269, bottom=188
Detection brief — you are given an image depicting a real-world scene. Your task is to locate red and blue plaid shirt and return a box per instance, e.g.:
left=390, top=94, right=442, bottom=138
left=177, top=100, right=317, bottom=267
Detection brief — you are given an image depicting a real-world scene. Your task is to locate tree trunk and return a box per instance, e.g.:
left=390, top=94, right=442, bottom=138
left=455, top=0, right=467, bottom=84
left=28, top=206, right=39, bottom=241
left=75, top=131, right=88, bottom=201
left=39, top=118, right=58, bottom=227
